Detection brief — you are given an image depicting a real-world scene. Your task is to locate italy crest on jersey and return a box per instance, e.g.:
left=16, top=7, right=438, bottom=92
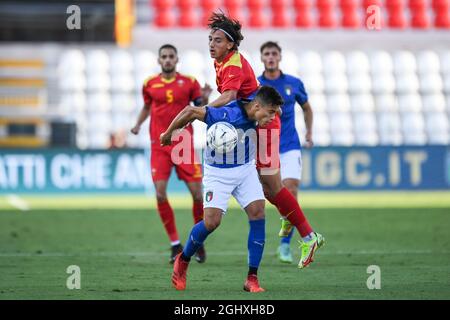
left=285, top=86, right=292, bottom=96
left=205, top=191, right=213, bottom=202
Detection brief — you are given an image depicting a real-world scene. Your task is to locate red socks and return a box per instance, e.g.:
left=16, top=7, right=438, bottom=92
left=193, top=200, right=204, bottom=224
left=157, top=201, right=179, bottom=243
left=270, top=187, right=313, bottom=237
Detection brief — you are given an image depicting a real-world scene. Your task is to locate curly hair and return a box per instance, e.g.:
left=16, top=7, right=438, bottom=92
left=208, top=11, right=244, bottom=50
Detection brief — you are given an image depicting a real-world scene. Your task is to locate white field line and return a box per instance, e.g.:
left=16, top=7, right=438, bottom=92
left=6, top=194, right=30, bottom=211
left=0, top=250, right=449, bottom=258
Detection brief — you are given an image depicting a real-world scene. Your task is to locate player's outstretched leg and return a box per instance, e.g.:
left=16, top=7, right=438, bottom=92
left=261, top=173, right=324, bottom=268
left=243, top=201, right=266, bottom=293
left=186, top=182, right=207, bottom=264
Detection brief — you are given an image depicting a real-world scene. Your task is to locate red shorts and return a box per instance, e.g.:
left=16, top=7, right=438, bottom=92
left=256, top=115, right=281, bottom=171
left=150, top=146, right=202, bottom=183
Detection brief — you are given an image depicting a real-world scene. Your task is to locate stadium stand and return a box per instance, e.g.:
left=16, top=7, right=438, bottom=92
left=0, top=1, right=449, bottom=149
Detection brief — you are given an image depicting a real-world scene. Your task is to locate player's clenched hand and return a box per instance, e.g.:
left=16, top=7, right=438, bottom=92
left=201, top=84, right=213, bottom=100
left=304, top=131, right=314, bottom=148
left=160, top=132, right=172, bottom=146
left=131, top=125, right=140, bottom=135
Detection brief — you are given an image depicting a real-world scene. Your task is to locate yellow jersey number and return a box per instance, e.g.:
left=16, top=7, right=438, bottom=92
left=166, top=89, right=174, bottom=103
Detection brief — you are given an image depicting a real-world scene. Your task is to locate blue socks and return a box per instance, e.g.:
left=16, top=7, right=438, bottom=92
left=281, top=228, right=294, bottom=244
left=248, top=219, right=265, bottom=269
left=182, top=221, right=211, bottom=259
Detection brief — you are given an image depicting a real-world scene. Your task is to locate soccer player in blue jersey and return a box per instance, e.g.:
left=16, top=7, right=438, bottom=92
left=160, top=86, right=283, bottom=292
left=258, top=41, right=317, bottom=263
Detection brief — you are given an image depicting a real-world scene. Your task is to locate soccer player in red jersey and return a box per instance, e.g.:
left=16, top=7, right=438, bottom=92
left=207, top=13, right=324, bottom=270
left=131, top=44, right=211, bottom=264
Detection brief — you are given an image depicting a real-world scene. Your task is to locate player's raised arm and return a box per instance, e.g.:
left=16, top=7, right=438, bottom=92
left=131, top=104, right=150, bottom=135
left=160, top=106, right=206, bottom=146
left=207, top=89, right=237, bottom=107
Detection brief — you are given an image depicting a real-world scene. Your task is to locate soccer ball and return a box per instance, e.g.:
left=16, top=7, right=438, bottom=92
left=206, top=122, right=238, bottom=153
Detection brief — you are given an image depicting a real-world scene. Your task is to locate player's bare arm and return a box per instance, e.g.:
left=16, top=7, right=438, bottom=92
left=207, top=89, right=237, bottom=107
left=131, top=104, right=150, bottom=135
left=200, top=84, right=213, bottom=106
left=301, top=101, right=313, bottom=148
left=160, top=106, right=206, bottom=146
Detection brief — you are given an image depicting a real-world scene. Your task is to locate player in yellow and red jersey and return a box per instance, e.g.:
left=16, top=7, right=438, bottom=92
left=131, top=44, right=211, bottom=264
left=203, top=12, right=323, bottom=280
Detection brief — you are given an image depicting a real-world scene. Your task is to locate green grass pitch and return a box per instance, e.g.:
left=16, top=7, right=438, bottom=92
left=0, top=192, right=449, bottom=300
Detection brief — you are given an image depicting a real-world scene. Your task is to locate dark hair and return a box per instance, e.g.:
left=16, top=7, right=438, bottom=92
left=208, top=11, right=244, bottom=50
left=255, top=86, right=284, bottom=107
left=260, top=41, right=282, bottom=54
left=158, top=44, right=178, bottom=56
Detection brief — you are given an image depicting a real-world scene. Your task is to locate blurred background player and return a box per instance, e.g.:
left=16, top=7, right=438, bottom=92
left=258, top=41, right=316, bottom=263
left=207, top=12, right=324, bottom=268
left=131, top=44, right=211, bottom=264
left=161, top=86, right=284, bottom=292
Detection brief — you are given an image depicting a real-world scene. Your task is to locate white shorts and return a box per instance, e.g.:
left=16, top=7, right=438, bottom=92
left=280, top=149, right=303, bottom=181
left=202, top=163, right=265, bottom=213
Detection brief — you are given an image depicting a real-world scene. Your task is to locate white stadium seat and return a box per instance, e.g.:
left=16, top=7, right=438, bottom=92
left=59, top=92, right=87, bottom=113
left=324, top=73, right=348, bottom=93
left=350, top=94, right=375, bottom=112
left=298, top=50, right=323, bottom=75
left=377, top=112, right=403, bottom=145
left=88, top=133, right=110, bottom=149
left=421, top=94, right=446, bottom=112
left=86, top=73, right=111, bottom=92
left=59, top=73, right=86, bottom=91
left=111, top=73, right=135, bottom=92
left=353, top=113, right=378, bottom=146
left=58, top=49, right=85, bottom=75
left=370, top=50, right=394, bottom=75
left=395, top=73, right=419, bottom=94
left=251, top=51, right=265, bottom=76
left=371, top=73, right=396, bottom=94
left=87, top=93, right=112, bottom=112
left=440, top=51, right=450, bottom=75
left=323, top=51, right=346, bottom=75
left=346, top=51, right=370, bottom=75
left=311, top=112, right=330, bottom=134
left=416, top=51, right=441, bottom=75
left=313, top=132, right=331, bottom=146
left=401, top=112, right=426, bottom=145
left=280, top=50, right=300, bottom=75
left=419, top=73, right=443, bottom=94
left=179, top=50, right=206, bottom=75
left=425, top=113, right=449, bottom=144
left=398, top=94, right=423, bottom=113
left=308, top=94, right=327, bottom=112
left=110, top=50, right=134, bottom=75
left=327, top=94, right=351, bottom=112
left=329, top=112, right=354, bottom=145
left=300, top=74, right=324, bottom=94
left=86, top=49, right=110, bottom=74
left=348, top=73, right=372, bottom=93
left=111, top=93, right=136, bottom=113
left=112, top=113, right=132, bottom=130
left=87, top=112, right=112, bottom=134
left=374, top=94, right=399, bottom=112
left=134, top=50, right=159, bottom=73
left=443, top=74, right=450, bottom=93
left=393, top=51, right=417, bottom=75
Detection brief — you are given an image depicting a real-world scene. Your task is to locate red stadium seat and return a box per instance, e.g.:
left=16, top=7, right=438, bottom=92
left=154, top=9, right=176, bottom=27
left=340, top=0, right=360, bottom=28
left=272, top=8, right=290, bottom=27
left=294, top=0, right=314, bottom=28
left=200, top=0, right=220, bottom=9
left=248, top=0, right=265, bottom=9
left=179, top=9, right=197, bottom=27
left=386, top=0, right=407, bottom=28
left=270, top=0, right=289, bottom=9
left=432, top=0, right=450, bottom=28
left=317, top=0, right=338, bottom=28
left=224, top=0, right=241, bottom=9
left=153, top=0, right=176, bottom=10
left=408, top=0, right=430, bottom=29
